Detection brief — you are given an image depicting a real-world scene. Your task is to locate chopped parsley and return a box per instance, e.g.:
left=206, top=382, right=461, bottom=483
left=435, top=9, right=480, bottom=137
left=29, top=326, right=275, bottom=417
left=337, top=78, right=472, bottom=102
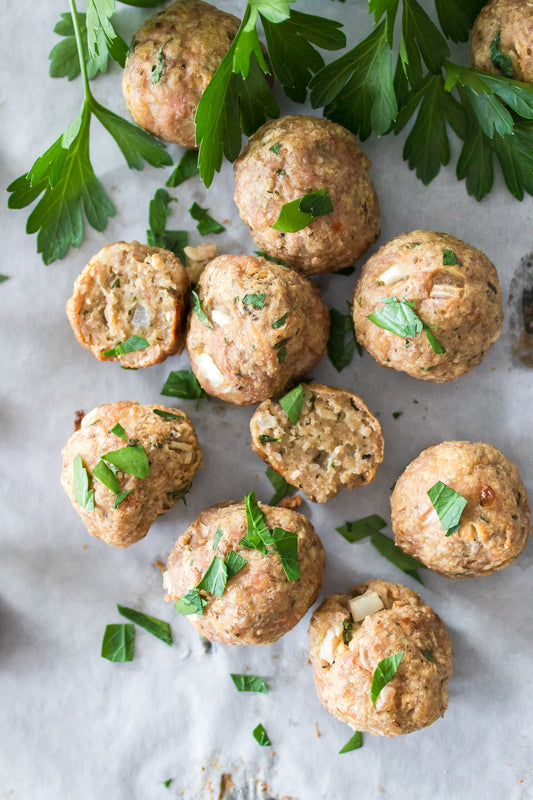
left=0, top=274, right=9, bottom=283
left=368, top=296, right=446, bottom=354
left=188, top=202, right=225, bottom=235
left=161, top=368, right=208, bottom=401
left=239, top=491, right=300, bottom=581
left=114, top=490, right=132, bottom=509
left=152, top=409, right=184, bottom=421
left=102, top=335, right=149, bottom=357
left=117, top=604, right=173, bottom=646
left=174, top=590, right=208, bottom=616
left=269, top=142, right=280, bottom=154
left=100, top=445, right=150, bottom=479
left=266, top=466, right=296, bottom=505
left=213, top=527, right=224, bottom=550
left=339, top=730, right=363, bottom=753
left=272, top=312, right=289, bottom=329
left=490, top=31, right=513, bottom=79
left=174, top=549, right=246, bottom=616
left=279, top=383, right=305, bottom=425
left=371, top=652, right=404, bottom=707
left=191, top=289, right=214, bottom=329
left=230, top=674, right=269, bottom=693
left=342, top=616, right=353, bottom=645
left=271, top=187, right=333, bottom=233
left=101, top=623, right=135, bottom=662
left=242, top=293, right=266, bottom=309
left=258, top=435, right=281, bottom=444
left=422, top=648, right=434, bottom=663
left=327, top=307, right=362, bottom=372
left=166, top=149, right=199, bottom=188
left=252, top=723, right=271, bottom=747
left=442, top=248, right=459, bottom=266
left=92, top=459, right=122, bottom=494
left=427, top=481, right=467, bottom=535
left=73, top=454, right=94, bottom=510
left=109, top=422, right=127, bottom=438
left=151, top=39, right=172, bottom=85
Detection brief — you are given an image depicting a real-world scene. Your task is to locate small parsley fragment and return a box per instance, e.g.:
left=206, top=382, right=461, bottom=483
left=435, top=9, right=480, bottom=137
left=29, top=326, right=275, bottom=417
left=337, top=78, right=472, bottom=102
left=230, top=674, right=269, bottom=693
left=255, top=251, right=291, bottom=268
left=163, top=779, right=173, bottom=789
left=114, top=490, right=132, bottom=509
left=252, top=723, right=271, bottom=747
left=269, top=142, right=280, bottom=154
left=442, top=248, right=459, bottom=266
left=242, top=293, right=266, bottom=309
left=427, top=481, right=467, bottom=536
left=272, top=527, right=300, bottom=580
left=271, top=188, right=333, bottom=233
left=73, top=454, right=95, bottom=510
left=213, top=527, right=224, bottom=550
left=225, top=551, right=248, bottom=579
left=148, top=187, right=175, bottom=234
left=146, top=187, right=188, bottom=261
left=92, top=459, right=122, bottom=494
left=368, top=297, right=446, bottom=355
left=342, top=617, right=353, bottom=645
left=101, top=445, right=150, bottom=479
left=240, top=492, right=300, bottom=580
left=371, top=652, right=404, bottom=707
left=196, top=556, right=228, bottom=598
left=392, top=411, right=403, bottom=420
left=151, top=39, right=172, bottom=85
left=0, top=275, right=9, bottom=283
left=266, top=466, right=297, bottom=505
left=259, top=435, right=281, bottom=444
left=152, top=409, right=183, bottom=421
left=189, top=202, right=225, bottom=235
left=490, top=32, right=513, bottom=79
left=279, top=383, right=305, bottom=425
left=166, top=149, right=199, bottom=188
left=109, top=422, right=127, bottom=439
left=175, top=547, right=246, bottom=615
left=167, top=485, right=191, bottom=504
left=117, top=604, right=173, bottom=646
left=161, top=368, right=208, bottom=401
left=102, top=335, right=149, bottom=357
left=50, top=11, right=109, bottom=82
left=277, top=347, right=287, bottom=364
left=272, top=312, right=289, bottom=329
left=339, top=730, right=363, bottom=754
left=174, top=589, right=208, bottom=616
left=191, top=289, right=214, bottom=329
left=327, top=307, right=362, bottom=372
left=337, top=514, right=387, bottom=543
left=101, top=623, right=135, bottom=663
left=422, top=648, right=434, bottom=663
left=111, top=277, right=120, bottom=288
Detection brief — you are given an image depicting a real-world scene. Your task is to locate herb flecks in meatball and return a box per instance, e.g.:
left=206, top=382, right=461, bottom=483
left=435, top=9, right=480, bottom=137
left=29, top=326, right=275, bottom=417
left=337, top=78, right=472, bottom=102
left=471, top=0, right=533, bottom=84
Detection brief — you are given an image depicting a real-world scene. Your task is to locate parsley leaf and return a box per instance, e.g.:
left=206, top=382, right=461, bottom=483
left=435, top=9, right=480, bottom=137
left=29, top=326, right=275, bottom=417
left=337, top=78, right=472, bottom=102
left=101, top=445, right=150, bottom=479
left=195, top=557, right=228, bottom=598
left=148, top=188, right=175, bottom=234
left=272, top=527, right=300, bottom=581
left=339, top=730, right=363, bottom=753
left=86, top=0, right=128, bottom=68
left=213, top=527, right=224, bottom=550
left=114, top=490, right=132, bottom=508
left=146, top=229, right=188, bottom=263
left=490, top=32, right=514, bottom=79
left=50, top=11, right=108, bottom=81
left=272, top=312, right=289, bottom=329
left=161, top=369, right=208, bottom=401
left=102, top=335, right=149, bottom=357
left=240, top=491, right=272, bottom=552
left=163, top=779, right=173, bottom=789
left=427, top=481, right=467, bottom=535
left=271, top=188, right=332, bottom=233
left=266, top=466, right=297, bottom=505
left=0, top=275, right=9, bottom=283
left=101, top=623, right=135, bottom=662
left=152, top=409, right=183, bottom=421
left=279, top=383, right=305, bottom=425
left=225, top=551, right=247, bottom=579
left=191, top=289, right=214, bottom=329
left=189, top=202, right=225, bottom=235
left=442, top=248, right=459, bottom=266
left=368, top=296, right=445, bottom=354
left=255, top=251, right=291, bottom=267
left=92, top=459, right=122, bottom=494
left=371, top=652, right=404, bottom=707
left=109, top=423, right=127, bottom=438
left=252, top=723, right=271, bottom=747
left=242, top=293, right=266, bottom=309
left=166, top=149, right=199, bottom=188
left=174, top=589, right=208, bottom=616
left=117, top=604, right=173, bottom=646
left=230, top=674, right=269, bottom=693
left=434, top=0, right=485, bottom=44
left=337, top=514, right=387, bottom=543
left=327, top=307, right=362, bottom=372
left=73, top=454, right=95, bottom=510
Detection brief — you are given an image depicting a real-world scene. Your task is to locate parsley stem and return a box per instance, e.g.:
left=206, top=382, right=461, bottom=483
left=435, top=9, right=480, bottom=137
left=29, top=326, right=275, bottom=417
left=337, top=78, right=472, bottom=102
left=68, top=0, right=90, bottom=99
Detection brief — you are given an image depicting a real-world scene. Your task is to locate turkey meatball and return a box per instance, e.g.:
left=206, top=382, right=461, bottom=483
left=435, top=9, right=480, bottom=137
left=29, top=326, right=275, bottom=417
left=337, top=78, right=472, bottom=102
left=234, top=115, right=380, bottom=275
left=308, top=580, right=453, bottom=737
left=471, top=0, right=533, bottom=83
left=250, top=383, right=384, bottom=503
left=391, top=441, right=530, bottom=578
left=122, top=0, right=240, bottom=147
left=66, top=241, right=190, bottom=368
left=186, top=254, right=329, bottom=405
left=352, top=230, right=503, bottom=382
left=61, top=402, right=202, bottom=547
left=164, top=499, right=326, bottom=645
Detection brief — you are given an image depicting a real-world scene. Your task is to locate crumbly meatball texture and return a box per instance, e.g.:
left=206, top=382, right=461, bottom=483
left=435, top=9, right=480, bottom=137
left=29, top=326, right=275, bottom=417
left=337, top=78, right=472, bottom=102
left=391, top=441, right=530, bottom=578
left=308, top=580, right=453, bottom=737
left=66, top=241, right=190, bottom=368
left=122, top=0, right=240, bottom=147
left=233, top=115, right=380, bottom=275
left=352, top=230, right=503, bottom=382
left=186, top=254, right=329, bottom=405
left=61, top=402, right=202, bottom=547
left=164, top=501, right=326, bottom=645
left=250, top=383, right=384, bottom=503
left=471, top=0, right=533, bottom=83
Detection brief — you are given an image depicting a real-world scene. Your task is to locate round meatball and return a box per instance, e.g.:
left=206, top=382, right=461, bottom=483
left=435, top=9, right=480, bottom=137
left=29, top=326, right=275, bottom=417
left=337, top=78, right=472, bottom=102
left=233, top=115, right=380, bottom=275
left=61, top=402, right=202, bottom=547
left=471, top=0, right=533, bottom=83
left=123, top=0, right=240, bottom=147
left=391, top=441, right=530, bottom=578
left=250, top=383, right=384, bottom=503
left=352, top=230, right=503, bottom=382
left=66, top=241, right=190, bottom=368
left=186, top=254, right=329, bottom=405
left=308, top=580, right=453, bottom=737
left=164, top=500, right=326, bottom=645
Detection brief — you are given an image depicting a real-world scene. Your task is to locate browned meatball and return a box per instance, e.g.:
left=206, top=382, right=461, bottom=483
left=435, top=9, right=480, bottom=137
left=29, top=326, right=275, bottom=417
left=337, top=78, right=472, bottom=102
left=122, top=0, right=240, bottom=147
left=250, top=383, right=384, bottom=503
left=471, top=0, right=533, bottom=83
left=308, top=580, right=453, bottom=737
left=234, top=115, right=380, bottom=275
left=186, top=254, right=329, bottom=405
left=352, top=230, right=503, bottom=382
left=391, top=441, right=530, bottom=578
left=66, top=241, right=190, bottom=368
left=61, top=402, right=202, bottom=547
left=164, top=500, right=326, bottom=645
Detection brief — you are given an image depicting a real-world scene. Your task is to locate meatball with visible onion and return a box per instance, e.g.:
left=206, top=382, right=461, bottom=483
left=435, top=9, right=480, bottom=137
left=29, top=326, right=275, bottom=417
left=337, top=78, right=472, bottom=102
left=250, top=383, right=384, bottom=503
left=309, top=580, right=453, bottom=737
left=471, top=0, right=533, bottom=83
left=123, top=0, right=240, bottom=147
left=234, top=115, right=380, bottom=275
left=391, top=441, right=530, bottom=578
left=61, top=402, right=202, bottom=547
left=66, top=241, right=190, bottom=368
left=164, top=500, right=326, bottom=645
left=352, top=230, right=503, bottom=382
left=186, top=254, right=329, bottom=405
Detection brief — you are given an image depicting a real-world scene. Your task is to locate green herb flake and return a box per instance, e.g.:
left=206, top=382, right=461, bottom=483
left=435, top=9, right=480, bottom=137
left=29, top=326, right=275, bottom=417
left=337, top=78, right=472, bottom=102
left=102, top=335, right=149, bottom=357
left=163, top=779, right=173, bottom=789
left=342, top=617, right=353, bottom=646
left=114, top=490, right=132, bottom=509
left=371, top=651, right=404, bottom=707
left=328, top=307, right=362, bottom=372
left=240, top=491, right=271, bottom=552
left=151, top=38, right=172, bottom=85
left=392, top=411, right=403, bottom=420
left=146, top=229, right=187, bottom=263
left=337, top=514, right=387, bottom=543
left=277, top=347, right=287, bottom=364
left=167, top=485, right=190, bottom=504
left=174, top=589, right=208, bottom=616
left=339, top=730, right=363, bottom=754
left=161, top=368, right=208, bottom=401
left=242, top=293, right=266, bottom=309
left=252, top=723, right=271, bottom=747
left=266, top=466, right=296, bottom=505
left=269, top=142, right=280, bottom=154
left=272, top=527, right=300, bottom=581
left=490, top=31, right=514, bottom=79
left=101, top=623, right=135, bottom=662
left=225, top=550, right=247, bottom=579
left=427, top=481, right=467, bottom=535
left=102, top=445, right=150, bottom=479
left=191, top=289, right=213, bottom=329
left=279, top=383, right=305, bottom=425
left=259, top=435, right=281, bottom=444
left=92, top=459, right=122, bottom=494
left=111, top=277, right=120, bottom=288
left=109, top=422, right=127, bottom=439
left=213, top=527, right=224, bottom=550
left=254, top=252, right=291, bottom=268
left=117, top=604, right=173, bottom=646
left=277, top=169, right=286, bottom=176
left=271, top=188, right=333, bottom=233
left=230, top=674, right=269, bottom=693
left=272, top=312, right=289, bottom=329
left=196, top=556, right=228, bottom=598
left=152, top=408, right=184, bottom=421
left=368, top=296, right=445, bottom=354
left=73, top=454, right=95, bottom=510
left=442, top=248, right=459, bottom=266
left=166, top=149, right=199, bottom=188
left=422, top=648, right=434, bottom=663
left=188, top=202, right=225, bottom=236
left=0, top=274, right=9, bottom=283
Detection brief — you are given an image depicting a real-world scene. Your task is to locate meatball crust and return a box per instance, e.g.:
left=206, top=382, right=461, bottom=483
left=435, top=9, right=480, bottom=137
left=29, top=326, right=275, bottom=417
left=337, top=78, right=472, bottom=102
left=250, top=383, right=384, bottom=503
left=471, top=0, right=533, bottom=83
left=352, top=230, right=503, bottom=382
left=66, top=241, right=190, bottom=368
left=122, top=0, right=240, bottom=147
left=308, top=580, right=453, bottom=737
left=233, top=115, right=380, bottom=275
left=61, top=402, right=202, bottom=547
left=186, top=254, right=329, bottom=405
left=164, top=501, right=326, bottom=645
left=391, top=441, right=530, bottom=578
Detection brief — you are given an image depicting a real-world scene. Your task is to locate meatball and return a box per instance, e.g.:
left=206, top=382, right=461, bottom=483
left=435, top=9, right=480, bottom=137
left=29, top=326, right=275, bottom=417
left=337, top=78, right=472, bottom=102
left=250, top=383, right=384, bottom=503
left=186, top=254, right=329, bottom=405
left=66, top=241, right=190, bottom=368
left=308, top=580, right=453, bottom=737
left=61, top=402, right=202, bottom=547
left=391, top=441, right=530, bottom=578
left=471, top=0, right=533, bottom=83
left=164, top=499, right=325, bottom=645
left=123, top=0, right=240, bottom=148
left=352, top=230, right=503, bottom=382
left=233, top=115, right=380, bottom=275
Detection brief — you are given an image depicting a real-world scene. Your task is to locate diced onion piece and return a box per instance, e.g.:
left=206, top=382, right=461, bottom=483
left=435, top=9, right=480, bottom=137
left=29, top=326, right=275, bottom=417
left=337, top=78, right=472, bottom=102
left=196, top=352, right=225, bottom=387
left=256, top=414, right=278, bottom=433
left=132, top=304, right=151, bottom=327
left=211, top=306, right=233, bottom=326
left=430, top=284, right=463, bottom=300
left=319, top=624, right=343, bottom=664
left=348, top=590, right=384, bottom=622
left=184, top=244, right=216, bottom=263
left=162, top=571, right=171, bottom=591
left=378, top=264, right=409, bottom=286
